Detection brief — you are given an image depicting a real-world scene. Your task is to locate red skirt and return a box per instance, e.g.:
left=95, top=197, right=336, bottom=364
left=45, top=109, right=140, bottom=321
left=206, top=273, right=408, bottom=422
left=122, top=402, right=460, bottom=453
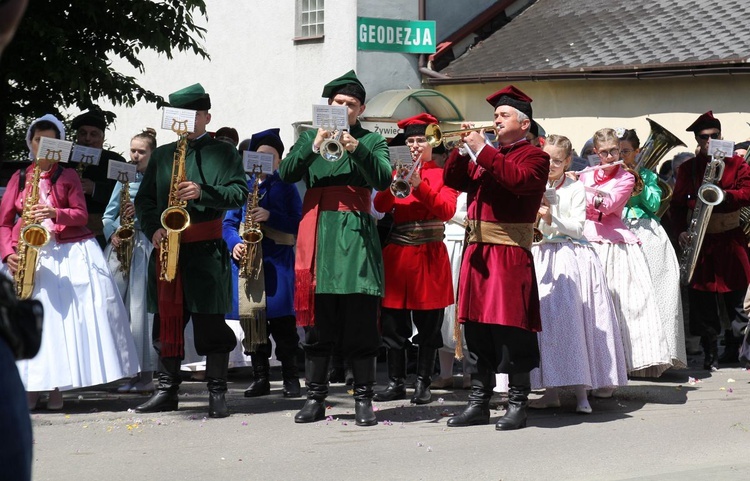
left=457, top=243, right=541, bottom=332
left=382, top=241, right=453, bottom=310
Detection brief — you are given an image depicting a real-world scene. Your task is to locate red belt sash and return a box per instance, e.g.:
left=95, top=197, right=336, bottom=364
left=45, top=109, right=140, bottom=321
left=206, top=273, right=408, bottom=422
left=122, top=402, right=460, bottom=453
left=295, top=186, right=371, bottom=327
left=158, top=218, right=222, bottom=358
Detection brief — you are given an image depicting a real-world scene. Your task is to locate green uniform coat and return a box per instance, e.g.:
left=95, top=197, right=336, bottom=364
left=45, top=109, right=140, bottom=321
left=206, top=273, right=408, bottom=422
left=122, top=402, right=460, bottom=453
left=279, top=122, right=391, bottom=296
left=135, top=134, right=248, bottom=314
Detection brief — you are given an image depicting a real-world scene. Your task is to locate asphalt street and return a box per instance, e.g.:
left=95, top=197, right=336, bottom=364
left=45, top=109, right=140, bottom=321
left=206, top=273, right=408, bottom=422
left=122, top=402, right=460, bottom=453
left=27, top=353, right=750, bottom=481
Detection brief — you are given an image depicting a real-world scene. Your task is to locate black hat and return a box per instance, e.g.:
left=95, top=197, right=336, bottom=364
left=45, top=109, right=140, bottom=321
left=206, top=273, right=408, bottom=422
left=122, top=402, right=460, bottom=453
left=486, top=85, right=533, bottom=120
left=249, top=128, right=285, bottom=157
left=71, top=107, right=109, bottom=132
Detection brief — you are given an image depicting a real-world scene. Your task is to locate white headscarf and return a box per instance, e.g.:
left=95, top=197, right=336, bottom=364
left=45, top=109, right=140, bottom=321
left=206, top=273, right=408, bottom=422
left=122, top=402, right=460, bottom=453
left=25, top=114, right=66, bottom=160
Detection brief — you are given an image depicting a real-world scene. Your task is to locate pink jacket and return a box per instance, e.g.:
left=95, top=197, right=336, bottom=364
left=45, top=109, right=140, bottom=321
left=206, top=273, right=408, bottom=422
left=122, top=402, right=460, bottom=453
left=580, top=166, right=640, bottom=245
left=0, top=164, right=93, bottom=261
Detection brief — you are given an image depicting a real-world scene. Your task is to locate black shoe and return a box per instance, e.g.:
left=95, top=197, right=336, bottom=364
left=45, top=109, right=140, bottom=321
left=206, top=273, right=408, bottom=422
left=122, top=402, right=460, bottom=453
left=208, top=391, right=229, bottom=418
left=294, top=399, right=326, bottom=423
left=282, top=377, right=301, bottom=398
left=447, top=402, right=490, bottom=427
left=702, top=336, right=719, bottom=371
left=245, top=354, right=271, bottom=397
left=134, top=389, right=178, bottom=413
left=411, top=377, right=432, bottom=404
left=355, top=398, right=377, bottom=426
left=495, top=403, right=527, bottom=430
left=244, top=378, right=271, bottom=397
left=373, top=380, right=406, bottom=402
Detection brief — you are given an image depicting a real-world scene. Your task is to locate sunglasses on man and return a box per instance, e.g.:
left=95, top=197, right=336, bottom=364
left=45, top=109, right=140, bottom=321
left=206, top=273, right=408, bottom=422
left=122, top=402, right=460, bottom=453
left=697, top=133, right=720, bottom=140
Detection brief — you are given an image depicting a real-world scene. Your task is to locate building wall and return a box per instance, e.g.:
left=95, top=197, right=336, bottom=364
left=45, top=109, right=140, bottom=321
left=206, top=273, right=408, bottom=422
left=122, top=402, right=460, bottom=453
left=434, top=76, right=750, bottom=160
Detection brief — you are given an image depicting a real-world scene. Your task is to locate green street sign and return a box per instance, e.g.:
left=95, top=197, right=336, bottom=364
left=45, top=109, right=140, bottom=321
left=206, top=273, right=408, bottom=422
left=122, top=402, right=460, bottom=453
left=357, top=17, right=436, bottom=54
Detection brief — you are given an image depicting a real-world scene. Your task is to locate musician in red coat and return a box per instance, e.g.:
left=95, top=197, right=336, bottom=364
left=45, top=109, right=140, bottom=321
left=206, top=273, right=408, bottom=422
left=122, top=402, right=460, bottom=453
left=443, top=86, right=549, bottom=431
left=671, top=111, right=750, bottom=370
left=372, top=113, right=458, bottom=405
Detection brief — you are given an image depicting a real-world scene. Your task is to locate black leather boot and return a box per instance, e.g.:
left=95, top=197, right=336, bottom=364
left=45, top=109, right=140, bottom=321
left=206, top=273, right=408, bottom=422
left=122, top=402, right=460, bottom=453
left=280, top=357, right=301, bottom=398
left=447, top=371, right=493, bottom=427
left=718, top=329, right=741, bottom=364
left=351, top=357, right=377, bottom=427
left=135, top=357, right=181, bottom=413
left=206, top=353, right=230, bottom=418
left=702, top=335, right=719, bottom=371
left=496, top=372, right=530, bottom=431
left=373, top=348, right=406, bottom=402
left=294, top=356, right=330, bottom=423
left=411, top=348, right=436, bottom=405
left=244, top=354, right=271, bottom=397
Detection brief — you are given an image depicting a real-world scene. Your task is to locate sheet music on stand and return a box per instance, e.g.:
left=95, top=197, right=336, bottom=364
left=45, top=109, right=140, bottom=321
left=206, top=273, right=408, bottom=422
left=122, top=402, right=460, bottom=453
left=161, top=107, right=197, bottom=133
left=70, top=145, right=103, bottom=167
left=312, top=105, right=349, bottom=131
left=36, top=138, right=73, bottom=163
left=388, top=146, right=413, bottom=168
left=107, top=160, right=137, bottom=183
left=243, top=151, right=274, bottom=175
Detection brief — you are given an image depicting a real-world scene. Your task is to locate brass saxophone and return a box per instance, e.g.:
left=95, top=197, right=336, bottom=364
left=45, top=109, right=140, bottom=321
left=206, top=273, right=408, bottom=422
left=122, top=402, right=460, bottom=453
left=14, top=161, right=51, bottom=300
left=239, top=167, right=263, bottom=280
left=158, top=123, right=191, bottom=282
left=679, top=149, right=726, bottom=285
left=114, top=177, right=134, bottom=276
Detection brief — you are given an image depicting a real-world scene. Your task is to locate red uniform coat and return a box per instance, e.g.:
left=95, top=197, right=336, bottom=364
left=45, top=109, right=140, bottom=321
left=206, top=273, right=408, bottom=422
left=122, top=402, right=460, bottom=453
left=0, top=164, right=93, bottom=262
left=443, top=140, right=549, bottom=331
left=374, top=161, right=458, bottom=310
left=671, top=153, right=750, bottom=292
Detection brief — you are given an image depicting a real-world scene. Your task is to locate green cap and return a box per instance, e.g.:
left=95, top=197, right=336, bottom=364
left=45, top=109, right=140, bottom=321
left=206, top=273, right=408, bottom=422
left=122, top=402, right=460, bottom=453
left=321, top=70, right=366, bottom=104
left=168, top=83, right=211, bottom=110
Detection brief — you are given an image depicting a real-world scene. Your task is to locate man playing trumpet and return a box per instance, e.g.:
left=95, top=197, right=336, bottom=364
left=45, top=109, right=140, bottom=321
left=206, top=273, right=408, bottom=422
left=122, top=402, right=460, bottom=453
left=443, top=85, right=549, bottom=431
left=373, top=113, right=458, bottom=405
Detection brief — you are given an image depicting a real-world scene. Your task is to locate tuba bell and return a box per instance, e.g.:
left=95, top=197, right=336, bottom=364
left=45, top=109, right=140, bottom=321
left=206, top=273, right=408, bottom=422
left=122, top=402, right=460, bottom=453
left=634, top=119, right=687, bottom=215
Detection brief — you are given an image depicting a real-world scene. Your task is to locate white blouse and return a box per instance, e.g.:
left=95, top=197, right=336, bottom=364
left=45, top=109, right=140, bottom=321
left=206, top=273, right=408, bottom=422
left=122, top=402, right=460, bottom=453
left=537, top=176, right=586, bottom=243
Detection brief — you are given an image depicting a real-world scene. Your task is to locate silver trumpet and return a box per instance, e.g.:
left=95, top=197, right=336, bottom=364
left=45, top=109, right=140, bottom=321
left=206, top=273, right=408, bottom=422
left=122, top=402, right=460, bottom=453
left=319, top=117, right=346, bottom=162
left=390, top=149, right=421, bottom=199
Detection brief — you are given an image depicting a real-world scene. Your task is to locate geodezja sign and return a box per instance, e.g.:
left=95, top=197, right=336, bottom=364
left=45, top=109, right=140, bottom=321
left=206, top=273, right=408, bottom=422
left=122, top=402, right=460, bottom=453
left=357, top=17, right=436, bottom=54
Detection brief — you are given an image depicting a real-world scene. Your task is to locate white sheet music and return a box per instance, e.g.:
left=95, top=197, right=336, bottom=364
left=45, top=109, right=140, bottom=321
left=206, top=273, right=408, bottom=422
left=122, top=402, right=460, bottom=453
left=161, top=107, right=197, bottom=133
left=312, top=105, right=349, bottom=130
left=388, top=146, right=412, bottom=167
left=107, top=160, right=137, bottom=182
left=243, top=151, right=274, bottom=174
left=36, top=138, right=73, bottom=163
left=70, top=145, right=102, bottom=166
left=708, top=139, right=734, bottom=158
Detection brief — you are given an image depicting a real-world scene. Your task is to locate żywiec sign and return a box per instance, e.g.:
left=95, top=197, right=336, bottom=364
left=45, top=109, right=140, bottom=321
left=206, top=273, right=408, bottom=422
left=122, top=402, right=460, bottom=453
left=357, top=17, right=436, bottom=54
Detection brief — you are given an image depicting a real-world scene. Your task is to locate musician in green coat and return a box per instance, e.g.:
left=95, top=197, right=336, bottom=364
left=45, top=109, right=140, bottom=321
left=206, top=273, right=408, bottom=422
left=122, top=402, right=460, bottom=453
left=133, top=83, right=248, bottom=418
left=279, top=70, right=391, bottom=426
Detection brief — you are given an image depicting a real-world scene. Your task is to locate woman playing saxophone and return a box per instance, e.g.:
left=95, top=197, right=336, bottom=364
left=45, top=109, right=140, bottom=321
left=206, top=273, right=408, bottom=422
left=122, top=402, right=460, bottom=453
left=102, top=128, right=159, bottom=394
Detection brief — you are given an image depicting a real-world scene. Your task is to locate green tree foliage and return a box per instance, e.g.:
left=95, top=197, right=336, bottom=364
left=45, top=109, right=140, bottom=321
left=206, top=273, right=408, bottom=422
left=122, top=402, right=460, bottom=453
left=0, top=0, right=209, bottom=161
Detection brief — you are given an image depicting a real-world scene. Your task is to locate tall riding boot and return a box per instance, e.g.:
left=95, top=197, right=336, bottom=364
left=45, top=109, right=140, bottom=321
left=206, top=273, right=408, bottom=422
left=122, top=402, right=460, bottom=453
left=496, top=372, right=530, bottom=431
left=351, top=357, right=378, bottom=427
left=135, top=357, right=181, bottom=413
left=244, top=354, right=271, bottom=397
left=447, top=370, right=493, bottom=427
left=702, top=335, right=719, bottom=371
left=411, top=348, right=437, bottom=404
left=280, top=356, right=301, bottom=398
left=718, top=329, right=741, bottom=364
left=373, top=349, right=406, bottom=402
left=206, top=353, right=230, bottom=418
left=294, top=356, right=330, bottom=423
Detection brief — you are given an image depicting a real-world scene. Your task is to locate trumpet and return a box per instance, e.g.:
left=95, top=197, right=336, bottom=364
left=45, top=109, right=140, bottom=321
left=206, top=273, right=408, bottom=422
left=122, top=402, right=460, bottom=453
left=319, top=117, right=346, bottom=162
left=390, top=149, right=421, bottom=199
left=425, top=123, right=498, bottom=150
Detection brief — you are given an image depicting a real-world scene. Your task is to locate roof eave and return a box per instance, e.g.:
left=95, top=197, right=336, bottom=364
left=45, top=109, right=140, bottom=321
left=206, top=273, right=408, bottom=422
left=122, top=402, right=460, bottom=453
left=426, top=59, right=750, bottom=85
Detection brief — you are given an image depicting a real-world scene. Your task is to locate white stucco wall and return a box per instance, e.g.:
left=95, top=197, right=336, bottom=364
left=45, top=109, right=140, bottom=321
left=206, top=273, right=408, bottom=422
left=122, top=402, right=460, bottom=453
left=434, top=76, right=750, bottom=162
left=101, top=0, right=360, bottom=157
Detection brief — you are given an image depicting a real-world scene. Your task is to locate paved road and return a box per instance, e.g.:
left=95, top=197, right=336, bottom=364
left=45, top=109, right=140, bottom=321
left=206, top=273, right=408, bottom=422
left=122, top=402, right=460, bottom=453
left=28, top=355, right=750, bottom=481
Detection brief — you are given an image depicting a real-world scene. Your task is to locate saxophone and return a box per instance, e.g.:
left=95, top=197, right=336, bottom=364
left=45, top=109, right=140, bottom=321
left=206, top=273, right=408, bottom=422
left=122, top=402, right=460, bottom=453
left=114, top=178, right=134, bottom=276
left=14, top=161, right=51, bottom=300
left=158, top=124, right=191, bottom=282
left=679, top=149, right=726, bottom=285
left=239, top=167, right=264, bottom=280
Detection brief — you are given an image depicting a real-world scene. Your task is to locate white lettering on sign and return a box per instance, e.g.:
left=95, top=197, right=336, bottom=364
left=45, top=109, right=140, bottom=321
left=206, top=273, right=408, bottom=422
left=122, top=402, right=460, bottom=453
left=360, top=25, right=432, bottom=47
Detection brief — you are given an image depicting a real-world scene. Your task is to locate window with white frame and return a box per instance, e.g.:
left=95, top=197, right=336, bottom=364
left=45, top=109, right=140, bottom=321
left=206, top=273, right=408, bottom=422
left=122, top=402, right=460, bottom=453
left=296, top=0, right=325, bottom=39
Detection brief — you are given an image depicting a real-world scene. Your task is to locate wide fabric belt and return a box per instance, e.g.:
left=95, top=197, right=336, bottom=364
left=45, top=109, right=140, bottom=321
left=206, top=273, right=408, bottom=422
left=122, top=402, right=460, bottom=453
left=466, top=220, right=534, bottom=250
left=262, top=225, right=295, bottom=246
left=707, top=210, right=740, bottom=234
left=388, top=220, right=445, bottom=246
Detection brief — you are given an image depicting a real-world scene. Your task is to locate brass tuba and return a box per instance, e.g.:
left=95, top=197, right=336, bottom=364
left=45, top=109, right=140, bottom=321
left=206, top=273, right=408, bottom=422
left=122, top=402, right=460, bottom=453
left=158, top=121, right=191, bottom=282
left=113, top=172, right=134, bottom=276
left=239, top=166, right=264, bottom=280
left=14, top=160, right=51, bottom=300
left=679, top=148, right=726, bottom=285
left=634, top=119, right=687, bottom=215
